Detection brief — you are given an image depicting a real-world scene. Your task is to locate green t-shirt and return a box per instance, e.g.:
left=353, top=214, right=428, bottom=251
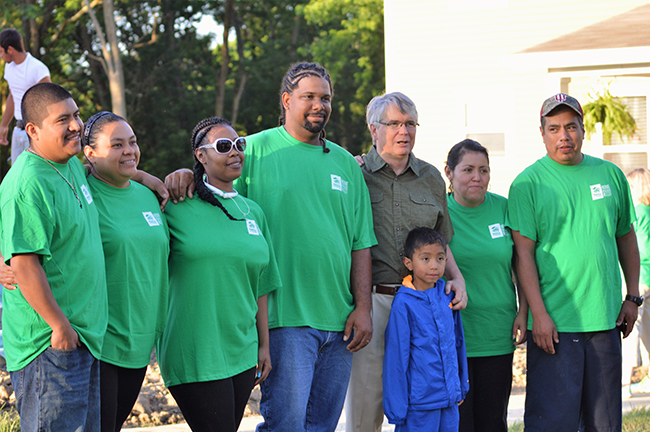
left=158, top=194, right=281, bottom=386
left=506, top=154, right=635, bottom=332
left=88, top=177, right=169, bottom=368
left=0, top=154, right=108, bottom=371
left=634, top=203, right=650, bottom=288
left=448, top=192, right=517, bottom=357
left=234, top=126, right=377, bottom=331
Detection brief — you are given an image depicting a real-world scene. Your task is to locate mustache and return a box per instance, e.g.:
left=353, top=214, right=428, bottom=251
left=304, top=111, right=327, bottom=119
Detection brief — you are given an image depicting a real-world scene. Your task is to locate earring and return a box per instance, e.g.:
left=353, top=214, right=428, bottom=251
left=203, top=173, right=208, bottom=183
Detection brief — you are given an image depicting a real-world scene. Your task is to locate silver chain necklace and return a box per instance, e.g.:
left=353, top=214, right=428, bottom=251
left=26, top=148, right=82, bottom=209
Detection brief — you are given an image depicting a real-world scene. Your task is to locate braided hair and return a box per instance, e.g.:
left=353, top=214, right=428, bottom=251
left=278, top=62, right=333, bottom=153
left=191, top=117, right=243, bottom=221
left=82, top=111, right=124, bottom=149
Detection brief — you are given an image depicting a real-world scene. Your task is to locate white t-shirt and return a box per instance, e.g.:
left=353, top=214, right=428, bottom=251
left=4, top=53, right=50, bottom=120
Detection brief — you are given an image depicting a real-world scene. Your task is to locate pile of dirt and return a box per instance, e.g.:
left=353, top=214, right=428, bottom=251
left=0, top=347, right=530, bottom=428
left=512, top=344, right=527, bottom=395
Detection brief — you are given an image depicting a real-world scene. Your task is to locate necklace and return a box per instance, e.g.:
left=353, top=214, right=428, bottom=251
left=26, top=148, right=82, bottom=209
left=203, top=176, right=250, bottom=216
left=231, top=195, right=250, bottom=217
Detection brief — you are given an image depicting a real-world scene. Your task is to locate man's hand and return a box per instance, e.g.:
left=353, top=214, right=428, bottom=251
left=50, top=323, right=80, bottom=350
left=512, top=310, right=528, bottom=345
left=531, top=311, right=558, bottom=354
left=343, top=307, right=373, bottom=352
left=445, top=278, right=467, bottom=310
left=165, top=169, right=195, bottom=203
left=354, top=154, right=366, bottom=167
left=0, top=126, right=9, bottom=146
left=0, top=257, right=18, bottom=289
left=617, top=301, right=639, bottom=339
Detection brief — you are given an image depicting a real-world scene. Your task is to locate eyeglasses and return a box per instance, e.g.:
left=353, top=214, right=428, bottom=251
left=377, top=120, right=419, bottom=130
left=199, top=137, right=247, bottom=154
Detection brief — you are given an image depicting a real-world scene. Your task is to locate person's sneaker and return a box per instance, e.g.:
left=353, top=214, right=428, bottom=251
left=623, top=384, right=633, bottom=399
left=631, top=375, right=650, bottom=393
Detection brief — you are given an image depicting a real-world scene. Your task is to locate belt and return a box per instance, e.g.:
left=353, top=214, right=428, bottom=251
left=373, top=284, right=400, bottom=296
left=15, top=120, right=25, bottom=130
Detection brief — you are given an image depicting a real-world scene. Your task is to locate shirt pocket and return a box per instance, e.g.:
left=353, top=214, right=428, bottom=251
left=369, top=189, right=389, bottom=226
left=405, top=192, right=444, bottom=231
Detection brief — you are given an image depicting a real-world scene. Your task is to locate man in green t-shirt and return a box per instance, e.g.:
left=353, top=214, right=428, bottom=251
left=507, top=93, right=640, bottom=431
left=233, top=62, right=376, bottom=432
left=0, top=83, right=107, bottom=432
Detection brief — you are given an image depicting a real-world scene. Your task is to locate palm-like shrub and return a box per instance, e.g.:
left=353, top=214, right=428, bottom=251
left=583, top=89, right=638, bottom=145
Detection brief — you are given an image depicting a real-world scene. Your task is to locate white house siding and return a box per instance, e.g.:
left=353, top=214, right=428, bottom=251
left=384, top=0, right=650, bottom=195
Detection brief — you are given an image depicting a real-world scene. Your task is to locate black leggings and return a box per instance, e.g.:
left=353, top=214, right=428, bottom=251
left=459, top=353, right=514, bottom=432
left=100, top=361, right=148, bottom=432
left=169, top=367, right=256, bottom=432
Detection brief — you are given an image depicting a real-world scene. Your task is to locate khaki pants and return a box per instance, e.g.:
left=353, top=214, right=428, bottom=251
left=345, top=292, right=394, bottom=432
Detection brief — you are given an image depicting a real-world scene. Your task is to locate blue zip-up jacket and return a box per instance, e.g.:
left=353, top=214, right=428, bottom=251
left=383, top=276, right=469, bottom=425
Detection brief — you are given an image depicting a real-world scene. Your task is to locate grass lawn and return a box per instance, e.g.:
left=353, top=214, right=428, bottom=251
left=508, top=406, right=650, bottom=431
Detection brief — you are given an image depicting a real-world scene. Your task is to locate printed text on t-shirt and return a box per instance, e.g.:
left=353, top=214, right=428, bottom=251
left=331, top=175, right=348, bottom=194
left=590, top=184, right=612, bottom=201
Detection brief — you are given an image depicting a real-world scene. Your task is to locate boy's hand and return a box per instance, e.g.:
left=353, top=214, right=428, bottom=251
left=458, top=399, right=465, bottom=406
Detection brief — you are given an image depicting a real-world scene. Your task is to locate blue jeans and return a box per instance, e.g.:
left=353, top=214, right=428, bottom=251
left=11, top=345, right=101, bottom=432
left=257, top=327, right=353, bottom=432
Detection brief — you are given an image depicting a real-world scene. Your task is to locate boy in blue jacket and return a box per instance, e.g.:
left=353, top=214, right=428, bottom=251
left=383, top=227, right=469, bottom=431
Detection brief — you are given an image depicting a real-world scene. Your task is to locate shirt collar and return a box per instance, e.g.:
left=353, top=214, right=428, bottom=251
left=364, top=145, right=421, bottom=176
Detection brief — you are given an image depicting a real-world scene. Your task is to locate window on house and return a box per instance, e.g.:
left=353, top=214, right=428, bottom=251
left=609, top=96, right=647, bottom=145
left=603, top=152, right=647, bottom=172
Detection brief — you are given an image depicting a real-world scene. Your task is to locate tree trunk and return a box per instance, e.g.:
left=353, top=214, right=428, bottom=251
left=79, top=22, right=110, bottom=109
left=82, top=0, right=127, bottom=118
left=230, top=11, right=246, bottom=125
left=103, top=0, right=126, bottom=117
left=215, top=0, right=233, bottom=118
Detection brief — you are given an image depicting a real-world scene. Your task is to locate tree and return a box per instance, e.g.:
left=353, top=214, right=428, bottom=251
left=583, top=89, right=638, bottom=145
left=299, top=0, right=385, bottom=155
left=0, top=0, right=386, bottom=180
left=82, top=0, right=126, bottom=117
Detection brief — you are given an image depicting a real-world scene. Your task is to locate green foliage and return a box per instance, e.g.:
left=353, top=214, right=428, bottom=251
left=508, top=408, right=650, bottom=432
left=0, top=407, right=20, bottom=432
left=299, top=0, right=384, bottom=155
left=623, top=406, right=650, bottom=432
left=0, top=0, right=385, bottom=179
left=583, top=89, right=638, bottom=145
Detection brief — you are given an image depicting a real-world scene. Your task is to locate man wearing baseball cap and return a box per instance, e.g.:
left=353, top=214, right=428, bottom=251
left=506, top=93, right=641, bottom=431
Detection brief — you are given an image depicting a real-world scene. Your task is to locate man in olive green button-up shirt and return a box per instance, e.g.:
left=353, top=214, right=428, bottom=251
left=345, top=92, right=468, bottom=432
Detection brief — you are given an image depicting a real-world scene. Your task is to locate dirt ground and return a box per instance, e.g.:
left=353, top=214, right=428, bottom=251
left=0, top=346, right=528, bottom=427
left=3, top=344, right=636, bottom=428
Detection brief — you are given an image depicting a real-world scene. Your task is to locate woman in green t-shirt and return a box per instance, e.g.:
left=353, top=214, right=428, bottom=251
left=157, top=117, right=280, bottom=432
left=444, top=139, right=528, bottom=432
left=622, top=168, right=650, bottom=395
left=82, top=111, right=171, bottom=432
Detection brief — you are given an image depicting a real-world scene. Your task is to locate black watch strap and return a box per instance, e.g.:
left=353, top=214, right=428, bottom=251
left=625, top=294, right=644, bottom=306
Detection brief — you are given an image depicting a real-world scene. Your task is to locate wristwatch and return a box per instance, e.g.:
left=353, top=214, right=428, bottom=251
left=625, top=294, right=644, bottom=306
